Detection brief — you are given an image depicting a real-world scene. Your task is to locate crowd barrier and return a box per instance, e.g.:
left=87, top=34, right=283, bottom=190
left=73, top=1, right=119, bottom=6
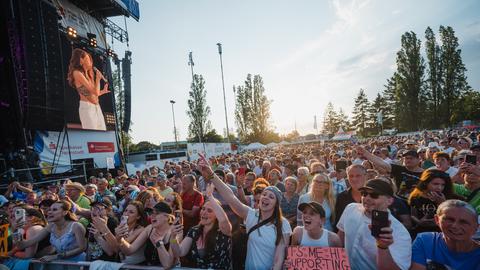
left=27, top=260, right=203, bottom=270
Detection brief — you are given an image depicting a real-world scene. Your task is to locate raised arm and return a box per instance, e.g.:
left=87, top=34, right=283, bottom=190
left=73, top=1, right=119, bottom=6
left=198, top=154, right=249, bottom=219
left=206, top=184, right=232, bottom=236
left=356, top=146, right=392, bottom=173
left=16, top=224, right=51, bottom=249
left=170, top=223, right=192, bottom=258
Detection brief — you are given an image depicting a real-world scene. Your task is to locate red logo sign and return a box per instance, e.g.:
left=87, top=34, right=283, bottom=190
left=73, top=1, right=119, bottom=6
left=87, top=142, right=115, bottom=153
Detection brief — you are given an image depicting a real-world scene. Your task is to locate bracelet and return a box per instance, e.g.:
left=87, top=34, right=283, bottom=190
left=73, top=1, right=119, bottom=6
left=170, top=238, right=178, bottom=244
left=376, top=243, right=388, bottom=250
left=205, top=173, right=215, bottom=181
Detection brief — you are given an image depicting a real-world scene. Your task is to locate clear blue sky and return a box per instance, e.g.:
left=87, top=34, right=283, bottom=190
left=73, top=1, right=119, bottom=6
left=111, top=0, right=480, bottom=144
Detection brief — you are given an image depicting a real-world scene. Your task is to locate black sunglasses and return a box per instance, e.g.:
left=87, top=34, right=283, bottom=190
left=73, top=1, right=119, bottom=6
left=360, top=191, right=380, bottom=199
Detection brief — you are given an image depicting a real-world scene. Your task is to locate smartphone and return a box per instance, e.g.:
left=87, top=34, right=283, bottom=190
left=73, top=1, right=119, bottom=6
left=120, top=215, right=128, bottom=226
left=466, top=154, right=477, bottom=165
left=335, top=160, right=348, bottom=172
left=59, top=188, right=66, bottom=198
left=371, top=210, right=389, bottom=238
left=15, top=208, right=26, bottom=224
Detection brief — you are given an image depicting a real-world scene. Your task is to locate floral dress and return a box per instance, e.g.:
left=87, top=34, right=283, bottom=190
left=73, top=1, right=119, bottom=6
left=186, top=225, right=232, bottom=270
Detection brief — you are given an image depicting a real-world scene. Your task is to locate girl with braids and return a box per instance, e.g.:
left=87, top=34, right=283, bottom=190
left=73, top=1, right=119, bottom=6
left=170, top=183, right=232, bottom=269
left=197, top=154, right=291, bottom=270
left=15, top=200, right=86, bottom=262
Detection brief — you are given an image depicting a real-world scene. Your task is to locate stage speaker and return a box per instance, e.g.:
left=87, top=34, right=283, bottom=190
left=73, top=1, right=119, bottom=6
left=16, top=0, right=64, bottom=131
left=122, top=51, right=132, bottom=132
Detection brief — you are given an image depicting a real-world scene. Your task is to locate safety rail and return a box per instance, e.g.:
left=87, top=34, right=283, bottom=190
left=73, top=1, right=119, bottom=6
left=29, top=259, right=203, bottom=270
left=0, top=162, right=88, bottom=189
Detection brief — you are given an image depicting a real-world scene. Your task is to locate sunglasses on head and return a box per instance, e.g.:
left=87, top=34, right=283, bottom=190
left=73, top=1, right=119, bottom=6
left=360, top=191, right=380, bottom=199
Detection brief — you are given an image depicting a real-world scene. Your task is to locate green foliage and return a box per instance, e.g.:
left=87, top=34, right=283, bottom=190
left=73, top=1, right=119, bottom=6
left=129, top=141, right=160, bottom=152
left=352, top=89, right=371, bottom=137
left=234, top=74, right=274, bottom=144
left=187, top=74, right=212, bottom=142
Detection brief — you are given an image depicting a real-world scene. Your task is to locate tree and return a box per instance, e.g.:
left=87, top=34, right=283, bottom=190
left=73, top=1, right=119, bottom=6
left=369, top=93, right=388, bottom=134
left=351, top=89, right=371, bottom=137
left=187, top=74, right=212, bottom=142
left=234, top=74, right=274, bottom=143
left=424, top=26, right=443, bottom=128
left=395, top=31, right=425, bottom=131
left=438, top=26, right=470, bottom=126
left=381, top=75, right=398, bottom=129
left=323, top=102, right=339, bottom=135
left=130, top=141, right=160, bottom=152
left=203, top=129, right=224, bottom=142
left=336, top=108, right=350, bottom=130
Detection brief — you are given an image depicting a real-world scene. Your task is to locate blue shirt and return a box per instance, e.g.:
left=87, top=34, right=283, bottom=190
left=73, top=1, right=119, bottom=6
left=412, top=232, right=480, bottom=270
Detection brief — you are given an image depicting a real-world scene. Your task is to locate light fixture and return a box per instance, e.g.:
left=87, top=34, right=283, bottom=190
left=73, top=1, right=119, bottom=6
left=87, top=33, right=97, bottom=48
left=67, top=26, right=77, bottom=39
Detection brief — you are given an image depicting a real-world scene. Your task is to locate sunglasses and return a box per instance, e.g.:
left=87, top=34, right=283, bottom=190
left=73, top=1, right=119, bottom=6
left=360, top=191, right=380, bottom=199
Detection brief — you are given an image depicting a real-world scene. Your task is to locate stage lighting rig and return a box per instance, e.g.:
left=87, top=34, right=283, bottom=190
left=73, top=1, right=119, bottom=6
left=66, top=26, right=77, bottom=39
left=87, top=33, right=97, bottom=48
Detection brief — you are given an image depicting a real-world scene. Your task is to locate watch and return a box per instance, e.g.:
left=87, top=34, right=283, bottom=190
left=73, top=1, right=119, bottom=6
left=155, top=240, right=164, bottom=248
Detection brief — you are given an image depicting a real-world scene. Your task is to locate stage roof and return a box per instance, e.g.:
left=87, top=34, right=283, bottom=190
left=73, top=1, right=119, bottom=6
left=71, top=0, right=140, bottom=21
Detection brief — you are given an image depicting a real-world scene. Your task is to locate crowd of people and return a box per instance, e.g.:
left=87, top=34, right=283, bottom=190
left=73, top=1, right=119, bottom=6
left=1, top=129, right=480, bottom=270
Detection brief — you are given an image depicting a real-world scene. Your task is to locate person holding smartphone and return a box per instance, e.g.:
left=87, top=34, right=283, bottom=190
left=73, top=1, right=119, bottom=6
left=170, top=183, right=232, bottom=269
left=337, top=179, right=412, bottom=270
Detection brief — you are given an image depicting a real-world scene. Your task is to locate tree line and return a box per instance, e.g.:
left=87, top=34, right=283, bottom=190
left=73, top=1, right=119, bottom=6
left=323, top=25, right=479, bottom=137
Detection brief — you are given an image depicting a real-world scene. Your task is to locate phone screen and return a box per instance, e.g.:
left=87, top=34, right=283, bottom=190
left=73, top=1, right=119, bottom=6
left=371, top=210, right=389, bottom=238
left=466, top=154, right=477, bottom=165
left=335, top=160, right=347, bottom=172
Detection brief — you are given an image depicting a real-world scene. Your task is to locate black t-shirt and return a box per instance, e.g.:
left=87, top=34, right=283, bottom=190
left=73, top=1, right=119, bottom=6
left=390, top=164, right=422, bottom=199
left=410, top=196, right=440, bottom=234
left=334, top=188, right=356, bottom=230
left=390, top=196, right=410, bottom=221
left=87, top=216, right=119, bottom=261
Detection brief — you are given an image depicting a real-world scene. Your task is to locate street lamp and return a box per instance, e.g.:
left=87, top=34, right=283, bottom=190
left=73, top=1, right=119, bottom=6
left=217, top=43, right=230, bottom=143
left=170, top=100, right=178, bottom=149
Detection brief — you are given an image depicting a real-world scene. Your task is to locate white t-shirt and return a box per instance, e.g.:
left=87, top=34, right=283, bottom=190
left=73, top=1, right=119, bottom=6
left=337, top=203, right=412, bottom=270
left=245, top=208, right=292, bottom=270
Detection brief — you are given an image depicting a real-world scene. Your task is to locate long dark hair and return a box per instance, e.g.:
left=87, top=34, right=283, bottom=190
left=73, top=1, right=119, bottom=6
left=272, top=198, right=284, bottom=246
left=408, top=169, right=460, bottom=204
left=198, top=199, right=220, bottom=255
left=67, top=48, right=92, bottom=87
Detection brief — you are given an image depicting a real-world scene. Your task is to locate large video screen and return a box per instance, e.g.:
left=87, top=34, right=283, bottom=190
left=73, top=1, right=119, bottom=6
left=62, top=36, right=115, bottom=131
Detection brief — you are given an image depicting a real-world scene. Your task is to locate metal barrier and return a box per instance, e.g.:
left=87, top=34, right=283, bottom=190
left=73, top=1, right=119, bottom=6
left=29, top=259, right=203, bottom=270
left=0, top=162, right=88, bottom=189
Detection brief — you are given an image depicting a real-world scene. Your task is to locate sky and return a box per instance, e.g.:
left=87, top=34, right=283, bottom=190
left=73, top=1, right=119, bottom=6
left=110, top=0, right=480, bottom=144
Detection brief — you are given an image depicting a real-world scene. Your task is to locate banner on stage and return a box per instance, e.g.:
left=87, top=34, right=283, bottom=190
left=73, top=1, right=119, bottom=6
left=34, top=130, right=120, bottom=173
left=284, top=246, right=351, bottom=270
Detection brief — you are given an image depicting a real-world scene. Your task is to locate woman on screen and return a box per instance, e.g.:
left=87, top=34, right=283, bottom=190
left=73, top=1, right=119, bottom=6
left=67, top=48, right=109, bottom=131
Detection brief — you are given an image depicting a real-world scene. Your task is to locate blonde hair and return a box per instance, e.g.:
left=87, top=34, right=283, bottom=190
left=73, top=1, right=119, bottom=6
left=309, top=173, right=336, bottom=224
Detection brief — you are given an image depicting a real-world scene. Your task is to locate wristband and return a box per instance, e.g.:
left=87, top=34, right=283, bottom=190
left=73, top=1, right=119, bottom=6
left=170, top=238, right=178, bottom=244
left=376, top=243, right=388, bottom=250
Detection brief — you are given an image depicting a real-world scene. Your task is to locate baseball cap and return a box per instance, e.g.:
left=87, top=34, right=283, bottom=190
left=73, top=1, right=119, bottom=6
left=359, top=179, right=394, bottom=197
left=402, top=150, right=419, bottom=158
left=298, top=201, right=326, bottom=217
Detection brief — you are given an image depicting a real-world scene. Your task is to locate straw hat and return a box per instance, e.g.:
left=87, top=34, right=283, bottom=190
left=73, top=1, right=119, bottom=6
left=65, top=182, right=86, bottom=194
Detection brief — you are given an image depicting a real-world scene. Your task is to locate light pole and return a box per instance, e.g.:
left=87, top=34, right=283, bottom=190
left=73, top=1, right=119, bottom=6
left=217, top=43, right=230, bottom=143
left=188, top=52, right=202, bottom=143
left=170, top=100, right=178, bottom=149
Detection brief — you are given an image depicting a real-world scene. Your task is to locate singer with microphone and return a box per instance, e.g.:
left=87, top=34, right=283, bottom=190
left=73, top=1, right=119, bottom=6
left=67, top=48, right=110, bottom=131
